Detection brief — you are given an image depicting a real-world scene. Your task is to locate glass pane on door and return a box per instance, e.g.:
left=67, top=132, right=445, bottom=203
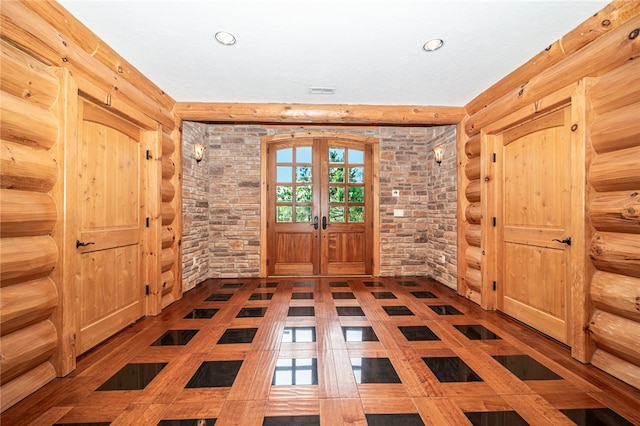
left=275, top=146, right=313, bottom=223
left=328, top=147, right=365, bottom=223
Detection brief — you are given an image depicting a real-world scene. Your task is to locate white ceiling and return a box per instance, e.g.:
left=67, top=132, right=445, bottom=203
left=58, top=0, right=609, bottom=107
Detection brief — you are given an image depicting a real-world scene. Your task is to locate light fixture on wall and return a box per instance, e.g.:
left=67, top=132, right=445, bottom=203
left=433, top=146, right=444, bottom=166
left=193, top=143, right=206, bottom=163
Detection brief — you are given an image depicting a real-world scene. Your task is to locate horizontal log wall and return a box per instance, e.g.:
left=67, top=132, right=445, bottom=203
left=456, top=118, right=482, bottom=305
left=161, top=127, right=183, bottom=308
left=0, top=0, right=180, bottom=411
left=462, top=1, right=640, bottom=387
left=0, top=39, right=60, bottom=412
left=586, top=59, right=640, bottom=388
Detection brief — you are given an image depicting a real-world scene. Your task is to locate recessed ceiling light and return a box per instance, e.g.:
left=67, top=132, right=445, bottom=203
left=423, top=38, right=444, bottom=52
left=215, top=31, right=236, bottom=46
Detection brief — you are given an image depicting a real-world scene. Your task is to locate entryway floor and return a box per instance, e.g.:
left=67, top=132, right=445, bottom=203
left=3, top=277, right=639, bottom=425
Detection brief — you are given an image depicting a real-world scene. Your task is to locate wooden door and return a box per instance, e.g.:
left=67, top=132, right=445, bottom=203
left=76, top=101, right=145, bottom=354
left=267, top=138, right=372, bottom=275
left=498, top=107, right=572, bottom=344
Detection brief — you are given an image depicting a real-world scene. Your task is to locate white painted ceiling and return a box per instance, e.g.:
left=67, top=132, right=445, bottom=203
left=59, top=0, right=609, bottom=107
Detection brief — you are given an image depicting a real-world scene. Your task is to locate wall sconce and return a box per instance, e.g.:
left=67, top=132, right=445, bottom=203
left=433, top=146, right=444, bottom=166
left=193, top=143, right=206, bottom=163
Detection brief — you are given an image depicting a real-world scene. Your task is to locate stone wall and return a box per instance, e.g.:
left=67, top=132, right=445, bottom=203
left=181, top=124, right=457, bottom=289
left=181, top=121, right=211, bottom=291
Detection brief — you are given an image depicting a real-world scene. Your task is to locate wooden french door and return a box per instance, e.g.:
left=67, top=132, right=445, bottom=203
left=497, top=106, right=572, bottom=344
left=267, top=137, right=373, bottom=275
left=75, top=100, right=145, bottom=354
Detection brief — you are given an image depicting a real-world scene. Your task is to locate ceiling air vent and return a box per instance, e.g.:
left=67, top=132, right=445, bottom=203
left=309, top=87, right=335, bottom=95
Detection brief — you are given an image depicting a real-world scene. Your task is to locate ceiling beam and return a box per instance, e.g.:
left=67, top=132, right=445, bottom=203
left=174, top=102, right=465, bottom=125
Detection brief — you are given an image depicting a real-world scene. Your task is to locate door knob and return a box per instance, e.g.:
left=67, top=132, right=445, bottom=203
left=322, top=216, right=327, bottom=230
left=76, top=239, right=95, bottom=248
left=313, top=216, right=319, bottom=230
left=552, top=237, right=571, bottom=246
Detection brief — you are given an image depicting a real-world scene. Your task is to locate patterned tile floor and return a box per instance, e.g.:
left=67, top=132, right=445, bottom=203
left=3, top=277, right=639, bottom=425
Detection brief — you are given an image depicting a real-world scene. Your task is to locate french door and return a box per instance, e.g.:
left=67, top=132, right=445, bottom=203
left=266, top=137, right=373, bottom=275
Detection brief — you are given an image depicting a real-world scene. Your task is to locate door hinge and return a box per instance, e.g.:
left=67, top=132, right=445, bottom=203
left=492, top=152, right=497, bottom=163
left=146, top=150, right=151, bottom=160
left=146, top=217, right=150, bottom=228
left=145, top=284, right=150, bottom=295
left=492, top=217, right=497, bottom=227
left=492, top=281, right=497, bottom=291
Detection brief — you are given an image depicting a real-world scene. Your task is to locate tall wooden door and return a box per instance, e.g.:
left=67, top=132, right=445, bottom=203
left=76, top=101, right=145, bottom=354
left=267, top=138, right=372, bottom=275
left=498, top=107, right=572, bottom=344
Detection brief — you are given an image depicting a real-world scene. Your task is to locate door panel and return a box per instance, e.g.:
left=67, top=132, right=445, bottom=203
left=267, top=137, right=372, bottom=275
left=77, top=101, right=144, bottom=354
left=268, top=142, right=319, bottom=275
left=499, top=107, right=571, bottom=344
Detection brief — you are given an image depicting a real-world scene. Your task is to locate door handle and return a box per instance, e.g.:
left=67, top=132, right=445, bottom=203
left=76, top=239, right=95, bottom=249
left=313, top=216, right=319, bottom=230
left=552, top=237, right=571, bottom=246
left=322, top=216, right=327, bottom=230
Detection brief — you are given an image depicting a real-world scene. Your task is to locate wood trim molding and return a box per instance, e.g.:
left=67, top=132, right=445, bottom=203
left=174, top=102, right=465, bottom=125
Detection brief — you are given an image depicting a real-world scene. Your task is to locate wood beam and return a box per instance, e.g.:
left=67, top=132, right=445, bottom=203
left=174, top=103, right=465, bottom=125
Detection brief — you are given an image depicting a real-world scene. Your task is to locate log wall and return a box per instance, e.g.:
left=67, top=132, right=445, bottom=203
left=0, top=0, right=180, bottom=411
left=586, top=60, right=640, bottom=389
left=459, top=1, right=640, bottom=388
left=0, top=39, right=59, bottom=411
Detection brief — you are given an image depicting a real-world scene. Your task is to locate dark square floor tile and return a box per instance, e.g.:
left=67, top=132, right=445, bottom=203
left=183, top=308, right=219, bottom=319
left=398, top=325, right=440, bottom=341
left=560, top=408, right=634, bottom=426
left=262, top=415, right=319, bottom=426
left=217, top=328, right=258, bottom=344
left=97, top=362, right=167, bottom=391
left=428, top=305, right=462, bottom=315
left=397, top=280, right=419, bottom=287
left=332, top=292, right=356, bottom=299
left=342, top=326, right=379, bottom=342
left=205, top=293, right=232, bottom=302
left=221, top=283, right=243, bottom=289
left=411, top=291, right=437, bottom=299
left=257, top=282, right=279, bottom=288
left=383, top=306, right=414, bottom=316
left=492, top=354, right=563, bottom=380
left=236, top=307, right=268, bottom=318
left=291, top=292, right=314, bottom=300
left=158, top=420, right=216, bottom=426
left=272, top=358, right=318, bottom=385
left=454, top=324, right=501, bottom=340
left=365, top=413, right=425, bottom=426
left=249, top=292, right=274, bottom=300
left=363, top=281, right=385, bottom=288
left=422, top=356, right=482, bottom=382
left=329, top=281, right=349, bottom=287
left=288, top=306, right=315, bottom=317
left=351, top=357, right=401, bottom=384
left=371, top=291, right=397, bottom=299
left=283, top=326, right=316, bottom=343
left=294, top=281, right=314, bottom=288
left=185, top=360, right=243, bottom=388
left=336, top=306, right=365, bottom=317
left=151, top=329, right=199, bottom=346
left=465, top=411, right=528, bottom=426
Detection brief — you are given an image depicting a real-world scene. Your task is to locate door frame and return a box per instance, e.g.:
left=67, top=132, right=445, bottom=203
left=260, top=131, right=380, bottom=277
left=481, top=83, right=590, bottom=361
